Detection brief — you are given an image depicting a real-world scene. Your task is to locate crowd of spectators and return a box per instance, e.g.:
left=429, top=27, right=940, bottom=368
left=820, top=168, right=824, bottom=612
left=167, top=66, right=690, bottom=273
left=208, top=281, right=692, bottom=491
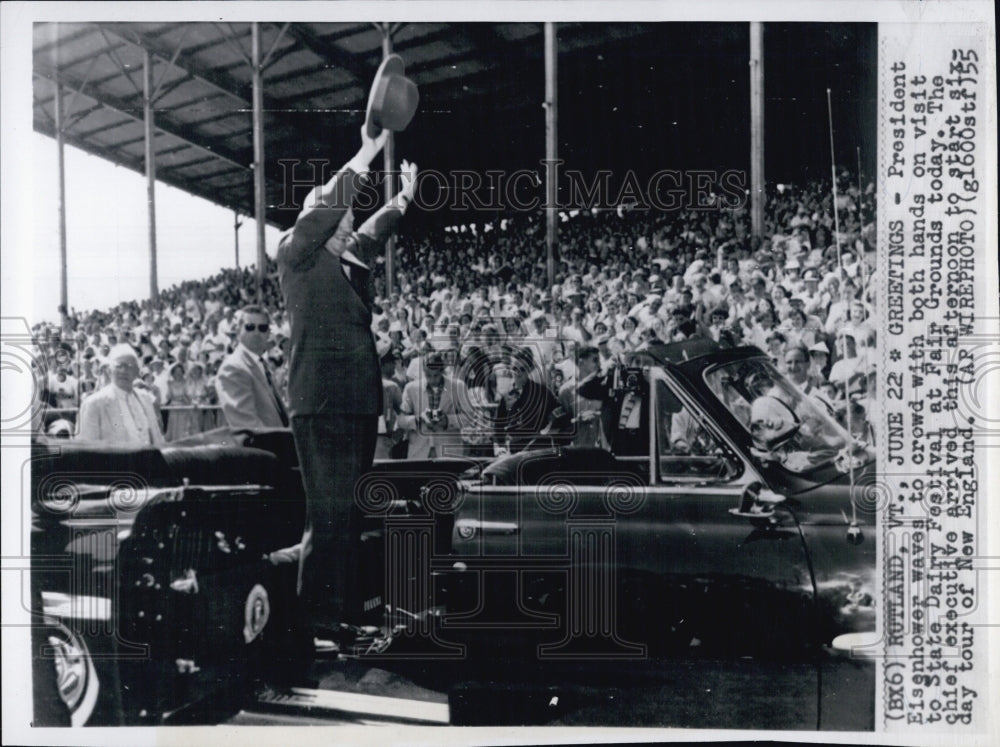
left=33, top=169, right=877, bottom=451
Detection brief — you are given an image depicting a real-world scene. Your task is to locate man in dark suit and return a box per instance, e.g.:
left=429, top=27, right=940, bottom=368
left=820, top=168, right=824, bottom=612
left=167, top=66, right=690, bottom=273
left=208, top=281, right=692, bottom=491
left=215, top=305, right=289, bottom=429
left=493, top=346, right=558, bottom=454
left=277, top=119, right=418, bottom=648
left=578, top=361, right=651, bottom=457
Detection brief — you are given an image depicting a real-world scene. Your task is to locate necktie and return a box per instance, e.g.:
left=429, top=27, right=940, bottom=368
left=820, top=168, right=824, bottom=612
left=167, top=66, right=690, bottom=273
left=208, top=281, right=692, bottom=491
left=260, top=357, right=290, bottom=427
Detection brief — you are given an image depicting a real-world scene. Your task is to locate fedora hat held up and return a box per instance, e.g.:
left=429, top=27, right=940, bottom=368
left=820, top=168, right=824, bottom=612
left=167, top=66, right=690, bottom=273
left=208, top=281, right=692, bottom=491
left=365, top=54, right=419, bottom=138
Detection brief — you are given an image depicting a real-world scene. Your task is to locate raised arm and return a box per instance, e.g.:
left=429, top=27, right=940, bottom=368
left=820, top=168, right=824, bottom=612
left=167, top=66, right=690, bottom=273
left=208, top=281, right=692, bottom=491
left=351, top=159, right=419, bottom=267
left=276, top=125, right=389, bottom=270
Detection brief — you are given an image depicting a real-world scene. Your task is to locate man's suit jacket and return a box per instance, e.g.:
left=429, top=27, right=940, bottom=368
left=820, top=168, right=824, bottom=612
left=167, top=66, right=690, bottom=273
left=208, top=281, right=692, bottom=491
left=397, top=376, right=468, bottom=459
left=493, top=378, right=558, bottom=454
left=276, top=167, right=403, bottom=417
left=77, top=384, right=165, bottom=445
left=215, top=345, right=287, bottom=429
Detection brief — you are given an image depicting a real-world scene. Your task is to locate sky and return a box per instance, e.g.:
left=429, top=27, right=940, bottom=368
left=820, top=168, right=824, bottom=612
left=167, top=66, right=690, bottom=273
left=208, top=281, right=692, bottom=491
left=31, top=131, right=284, bottom=323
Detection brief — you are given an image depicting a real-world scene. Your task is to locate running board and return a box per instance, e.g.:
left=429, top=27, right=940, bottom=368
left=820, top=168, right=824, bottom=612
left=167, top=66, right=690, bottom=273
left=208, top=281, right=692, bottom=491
left=255, top=686, right=450, bottom=725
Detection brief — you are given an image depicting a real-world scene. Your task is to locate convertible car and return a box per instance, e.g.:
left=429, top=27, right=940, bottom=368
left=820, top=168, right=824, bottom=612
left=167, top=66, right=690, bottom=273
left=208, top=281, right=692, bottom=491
left=30, top=339, right=877, bottom=729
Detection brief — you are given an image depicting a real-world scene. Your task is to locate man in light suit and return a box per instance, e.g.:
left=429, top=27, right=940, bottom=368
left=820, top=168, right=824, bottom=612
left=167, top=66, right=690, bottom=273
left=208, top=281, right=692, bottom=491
left=77, top=345, right=165, bottom=446
left=215, top=305, right=289, bottom=429
left=398, top=352, right=468, bottom=459
left=277, top=123, right=418, bottom=646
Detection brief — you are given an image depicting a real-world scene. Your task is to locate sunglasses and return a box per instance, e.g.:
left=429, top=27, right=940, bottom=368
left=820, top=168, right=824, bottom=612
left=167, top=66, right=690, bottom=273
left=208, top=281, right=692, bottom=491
left=244, top=323, right=270, bottom=333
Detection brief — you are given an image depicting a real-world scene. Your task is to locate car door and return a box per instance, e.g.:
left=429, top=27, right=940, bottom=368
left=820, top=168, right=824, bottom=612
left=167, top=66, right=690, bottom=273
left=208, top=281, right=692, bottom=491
left=447, top=367, right=822, bottom=729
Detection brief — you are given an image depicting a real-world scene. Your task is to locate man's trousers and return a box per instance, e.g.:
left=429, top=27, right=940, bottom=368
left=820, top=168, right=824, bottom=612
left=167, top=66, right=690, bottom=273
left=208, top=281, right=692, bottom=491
left=291, top=413, right=377, bottom=632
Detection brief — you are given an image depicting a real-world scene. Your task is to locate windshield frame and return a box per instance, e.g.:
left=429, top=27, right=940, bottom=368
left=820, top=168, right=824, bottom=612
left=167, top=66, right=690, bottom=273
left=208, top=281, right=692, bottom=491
left=699, top=356, right=852, bottom=474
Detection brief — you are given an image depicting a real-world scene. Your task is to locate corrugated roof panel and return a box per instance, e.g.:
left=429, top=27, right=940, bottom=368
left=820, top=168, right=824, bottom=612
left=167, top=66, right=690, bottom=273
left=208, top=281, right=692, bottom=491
left=295, top=85, right=366, bottom=112
left=168, top=102, right=247, bottom=131
left=258, top=48, right=317, bottom=80
left=393, top=23, right=450, bottom=46
left=71, top=112, right=133, bottom=140
left=33, top=23, right=100, bottom=60
left=267, top=71, right=351, bottom=100
left=307, top=22, right=373, bottom=43
left=334, top=28, right=384, bottom=55
left=155, top=22, right=229, bottom=51
left=157, top=151, right=200, bottom=172
left=407, top=40, right=473, bottom=68
left=494, top=23, right=541, bottom=41
left=90, top=121, right=143, bottom=150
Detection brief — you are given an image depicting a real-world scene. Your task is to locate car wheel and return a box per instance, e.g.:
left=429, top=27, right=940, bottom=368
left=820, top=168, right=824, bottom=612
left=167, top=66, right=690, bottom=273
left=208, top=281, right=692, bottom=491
left=45, top=620, right=99, bottom=727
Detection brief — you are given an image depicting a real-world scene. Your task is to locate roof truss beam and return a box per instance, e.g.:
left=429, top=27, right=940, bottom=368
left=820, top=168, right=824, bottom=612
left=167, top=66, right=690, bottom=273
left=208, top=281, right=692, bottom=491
left=34, top=65, right=250, bottom=170
left=282, top=23, right=371, bottom=85
left=34, top=114, right=260, bottom=219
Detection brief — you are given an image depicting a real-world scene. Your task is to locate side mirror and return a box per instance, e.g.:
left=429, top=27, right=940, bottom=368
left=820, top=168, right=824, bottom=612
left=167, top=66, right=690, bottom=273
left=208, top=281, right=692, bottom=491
left=846, top=522, right=864, bottom=545
left=729, top=481, right=785, bottom=523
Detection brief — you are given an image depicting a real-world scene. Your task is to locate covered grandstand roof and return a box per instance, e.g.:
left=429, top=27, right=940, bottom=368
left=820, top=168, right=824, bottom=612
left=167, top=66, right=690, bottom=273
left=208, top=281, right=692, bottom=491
left=33, top=22, right=875, bottom=230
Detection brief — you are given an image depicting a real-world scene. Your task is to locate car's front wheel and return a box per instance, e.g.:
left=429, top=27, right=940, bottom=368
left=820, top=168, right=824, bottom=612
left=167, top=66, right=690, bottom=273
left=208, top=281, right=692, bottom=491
left=37, top=619, right=99, bottom=727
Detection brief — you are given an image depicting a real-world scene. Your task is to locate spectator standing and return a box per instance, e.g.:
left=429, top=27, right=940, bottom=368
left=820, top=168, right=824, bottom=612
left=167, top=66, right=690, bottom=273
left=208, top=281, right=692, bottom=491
left=164, top=362, right=200, bottom=441
left=558, top=345, right=607, bottom=448
left=493, top=347, right=558, bottom=454
left=398, top=352, right=467, bottom=458
left=375, top=343, right=404, bottom=459
left=215, top=305, right=289, bottom=430
left=76, top=345, right=165, bottom=445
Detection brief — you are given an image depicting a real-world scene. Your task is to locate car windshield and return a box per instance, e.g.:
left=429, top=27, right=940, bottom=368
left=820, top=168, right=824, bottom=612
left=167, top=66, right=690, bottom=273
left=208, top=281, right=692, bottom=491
left=703, top=357, right=849, bottom=473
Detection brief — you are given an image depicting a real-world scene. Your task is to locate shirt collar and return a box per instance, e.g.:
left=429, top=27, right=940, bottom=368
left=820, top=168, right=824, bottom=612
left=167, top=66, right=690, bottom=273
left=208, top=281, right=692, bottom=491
left=112, top=383, right=133, bottom=398
left=238, top=342, right=266, bottom=362
left=340, top=248, right=369, bottom=271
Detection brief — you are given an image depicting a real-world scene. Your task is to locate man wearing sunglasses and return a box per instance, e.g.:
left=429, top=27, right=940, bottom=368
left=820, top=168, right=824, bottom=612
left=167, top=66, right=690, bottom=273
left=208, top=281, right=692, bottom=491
left=215, top=305, right=290, bottom=429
